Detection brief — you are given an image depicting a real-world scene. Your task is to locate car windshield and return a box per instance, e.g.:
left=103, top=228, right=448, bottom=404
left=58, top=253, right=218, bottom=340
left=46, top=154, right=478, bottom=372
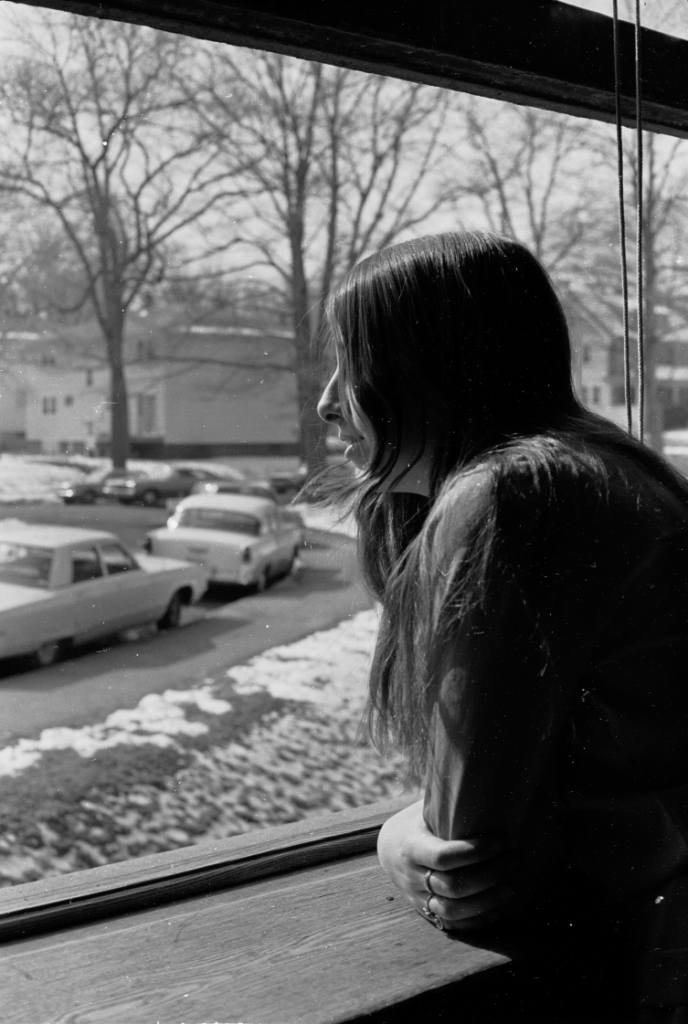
left=0, top=543, right=53, bottom=588
left=177, top=508, right=262, bottom=536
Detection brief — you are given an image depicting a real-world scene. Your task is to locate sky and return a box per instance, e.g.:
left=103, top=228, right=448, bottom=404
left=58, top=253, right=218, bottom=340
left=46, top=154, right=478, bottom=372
left=562, top=0, right=688, bottom=39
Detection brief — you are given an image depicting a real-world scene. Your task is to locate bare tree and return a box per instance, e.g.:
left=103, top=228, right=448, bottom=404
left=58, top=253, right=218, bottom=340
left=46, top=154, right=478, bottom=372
left=621, top=131, right=688, bottom=449
left=196, top=52, right=451, bottom=469
left=0, top=12, right=248, bottom=465
left=439, top=94, right=688, bottom=449
left=444, top=95, right=605, bottom=279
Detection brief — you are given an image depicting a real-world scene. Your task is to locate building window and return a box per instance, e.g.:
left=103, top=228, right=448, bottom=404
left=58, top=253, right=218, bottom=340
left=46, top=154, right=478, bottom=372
left=612, top=385, right=636, bottom=406
left=85, top=370, right=93, bottom=387
left=136, top=340, right=155, bottom=361
left=41, top=353, right=56, bottom=366
left=582, top=346, right=591, bottom=364
left=42, top=397, right=57, bottom=415
left=136, top=393, right=157, bottom=434
left=64, top=395, right=74, bottom=407
left=581, top=386, right=589, bottom=404
left=592, top=386, right=601, bottom=405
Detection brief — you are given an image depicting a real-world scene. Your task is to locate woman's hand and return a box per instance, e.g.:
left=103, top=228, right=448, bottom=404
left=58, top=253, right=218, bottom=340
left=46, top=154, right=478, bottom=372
left=377, top=799, right=514, bottom=931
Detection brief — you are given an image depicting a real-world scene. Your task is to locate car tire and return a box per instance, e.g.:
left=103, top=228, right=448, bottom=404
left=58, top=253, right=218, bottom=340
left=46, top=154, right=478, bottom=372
left=81, top=489, right=97, bottom=504
left=141, top=489, right=161, bottom=507
left=33, top=640, right=63, bottom=669
left=158, top=591, right=183, bottom=630
left=287, top=547, right=300, bottom=575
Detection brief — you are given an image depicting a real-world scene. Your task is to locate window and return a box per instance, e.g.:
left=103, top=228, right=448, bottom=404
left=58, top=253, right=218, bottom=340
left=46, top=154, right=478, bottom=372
left=612, top=385, right=637, bottom=406
left=85, top=369, right=93, bottom=386
left=176, top=508, right=262, bottom=535
left=71, top=547, right=103, bottom=583
left=0, top=542, right=53, bottom=589
left=136, top=393, right=156, bottom=434
left=41, top=396, right=56, bottom=414
left=592, top=386, right=601, bottom=405
left=99, top=542, right=139, bottom=574
left=136, top=340, right=155, bottom=361
left=64, top=395, right=74, bottom=407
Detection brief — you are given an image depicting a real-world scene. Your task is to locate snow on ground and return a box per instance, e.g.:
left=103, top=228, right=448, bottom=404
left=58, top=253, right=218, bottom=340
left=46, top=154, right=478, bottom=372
left=0, top=610, right=405, bottom=885
left=0, top=455, right=83, bottom=502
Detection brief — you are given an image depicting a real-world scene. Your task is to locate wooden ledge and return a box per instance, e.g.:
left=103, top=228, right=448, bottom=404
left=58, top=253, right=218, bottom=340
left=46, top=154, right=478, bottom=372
left=0, top=796, right=415, bottom=941
left=2, top=846, right=508, bottom=1023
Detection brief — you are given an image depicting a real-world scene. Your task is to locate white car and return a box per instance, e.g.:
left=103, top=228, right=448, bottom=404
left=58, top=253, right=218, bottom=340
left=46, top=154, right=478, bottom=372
left=145, top=494, right=304, bottom=591
left=0, top=520, right=210, bottom=668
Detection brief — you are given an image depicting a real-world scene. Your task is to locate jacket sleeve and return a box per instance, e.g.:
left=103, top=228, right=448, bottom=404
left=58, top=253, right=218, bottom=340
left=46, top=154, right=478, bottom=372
left=422, top=464, right=602, bottom=892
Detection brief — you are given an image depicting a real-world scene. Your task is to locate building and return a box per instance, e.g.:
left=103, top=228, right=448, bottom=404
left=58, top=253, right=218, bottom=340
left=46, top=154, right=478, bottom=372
left=5, top=318, right=300, bottom=457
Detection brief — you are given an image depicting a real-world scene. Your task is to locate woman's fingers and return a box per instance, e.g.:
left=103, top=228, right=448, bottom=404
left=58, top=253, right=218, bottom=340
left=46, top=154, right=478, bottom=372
left=421, top=854, right=512, bottom=901
left=418, top=883, right=513, bottom=929
left=414, top=834, right=503, bottom=873
left=377, top=801, right=502, bottom=873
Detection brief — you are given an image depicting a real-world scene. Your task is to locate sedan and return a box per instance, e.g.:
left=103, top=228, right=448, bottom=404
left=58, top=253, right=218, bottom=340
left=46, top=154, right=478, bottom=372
left=101, top=463, right=243, bottom=507
left=56, top=468, right=125, bottom=505
left=0, top=520, right=209, bottom=667
left=145, top=494, right=303, bottom=591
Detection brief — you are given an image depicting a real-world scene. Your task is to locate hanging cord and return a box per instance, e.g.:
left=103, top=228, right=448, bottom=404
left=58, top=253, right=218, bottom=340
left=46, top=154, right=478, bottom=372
left=612, top=0, right=632, bottom=435
left=634, top=0, right=645, bottom=443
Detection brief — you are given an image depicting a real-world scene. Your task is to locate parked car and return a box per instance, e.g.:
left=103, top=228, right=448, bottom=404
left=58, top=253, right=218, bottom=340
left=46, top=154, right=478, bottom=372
left=190, top=478, right=281, bottom=502
left=101, top=463, right=242, bottom=506
left=268, top=462, right=309, bottom=502
left=0, top=520, right=209, bottom=668
left=56, top=467, right=125, bottom=504
left=145, top=493, right=303, bottom=591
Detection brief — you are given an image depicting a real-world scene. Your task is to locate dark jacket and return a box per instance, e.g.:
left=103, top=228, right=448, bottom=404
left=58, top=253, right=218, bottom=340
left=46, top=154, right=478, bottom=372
left=422, top=437, right=688, bottom=1007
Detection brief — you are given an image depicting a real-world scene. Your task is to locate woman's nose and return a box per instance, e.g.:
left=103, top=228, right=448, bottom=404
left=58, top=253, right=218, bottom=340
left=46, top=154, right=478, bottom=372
left=317, top=370, right=341, bottom=424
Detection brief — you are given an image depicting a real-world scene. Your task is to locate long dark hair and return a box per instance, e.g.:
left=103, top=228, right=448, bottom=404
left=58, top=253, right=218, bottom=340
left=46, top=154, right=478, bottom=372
left=323, top=231, right=688, bottom=779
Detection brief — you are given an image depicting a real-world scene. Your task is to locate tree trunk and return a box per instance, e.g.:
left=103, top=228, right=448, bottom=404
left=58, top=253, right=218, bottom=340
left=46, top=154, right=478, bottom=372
left=642, top=239, right=663, bottom=452
left=109, top=353, right=130, bottom=468
left=292, top=266, right=327, bottom=470
left=290, top=212, right=328, bottom=471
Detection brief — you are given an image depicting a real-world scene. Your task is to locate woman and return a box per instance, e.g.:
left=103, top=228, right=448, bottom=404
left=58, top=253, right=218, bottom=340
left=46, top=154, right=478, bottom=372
left=317, top=232, right=688, bottom=1020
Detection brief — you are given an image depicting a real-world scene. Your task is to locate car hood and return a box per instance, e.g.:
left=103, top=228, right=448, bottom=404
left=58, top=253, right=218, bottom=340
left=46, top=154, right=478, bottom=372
left=0, top=584, right=54, bottom=612
left=149, top=527, right=258, bottom=548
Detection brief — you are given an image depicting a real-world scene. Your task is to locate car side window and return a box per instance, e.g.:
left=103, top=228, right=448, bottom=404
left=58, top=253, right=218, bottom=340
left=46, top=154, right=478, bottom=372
left=71, top=547, right=104, bottom=584
left=99, top=542, right=139, bottom=575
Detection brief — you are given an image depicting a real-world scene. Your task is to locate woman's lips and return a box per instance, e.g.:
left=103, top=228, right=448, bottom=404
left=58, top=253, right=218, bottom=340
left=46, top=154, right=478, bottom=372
left=343, top=438, right=367, bottom=467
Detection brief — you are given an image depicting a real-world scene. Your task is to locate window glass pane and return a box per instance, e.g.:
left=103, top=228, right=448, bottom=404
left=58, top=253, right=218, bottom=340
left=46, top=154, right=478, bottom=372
left=0, top=542, right=52, bottom=587
left=71, top=547, right=103, bottom=583
left=0, top=0, right=685, bottom=892
left=561, top=0, right=688, bottom=39
left=176, top=509, right=262, bottom=535
left=100, top=542, right=137, bottom=574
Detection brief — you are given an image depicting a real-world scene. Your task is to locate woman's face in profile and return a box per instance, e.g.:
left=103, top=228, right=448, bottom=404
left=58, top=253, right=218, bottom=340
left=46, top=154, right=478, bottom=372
left=317, top=354, right=374, bottom=470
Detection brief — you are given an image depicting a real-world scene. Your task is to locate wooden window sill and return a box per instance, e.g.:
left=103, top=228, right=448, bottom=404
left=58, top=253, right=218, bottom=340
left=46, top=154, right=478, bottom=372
left=1, top=797, right=507, bottom=1022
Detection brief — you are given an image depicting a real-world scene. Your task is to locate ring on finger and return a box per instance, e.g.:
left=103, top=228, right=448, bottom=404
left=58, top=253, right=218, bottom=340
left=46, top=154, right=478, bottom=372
left=423, top=869, right=437, bottom=897
left=421, top=894, right=445, bottom=931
